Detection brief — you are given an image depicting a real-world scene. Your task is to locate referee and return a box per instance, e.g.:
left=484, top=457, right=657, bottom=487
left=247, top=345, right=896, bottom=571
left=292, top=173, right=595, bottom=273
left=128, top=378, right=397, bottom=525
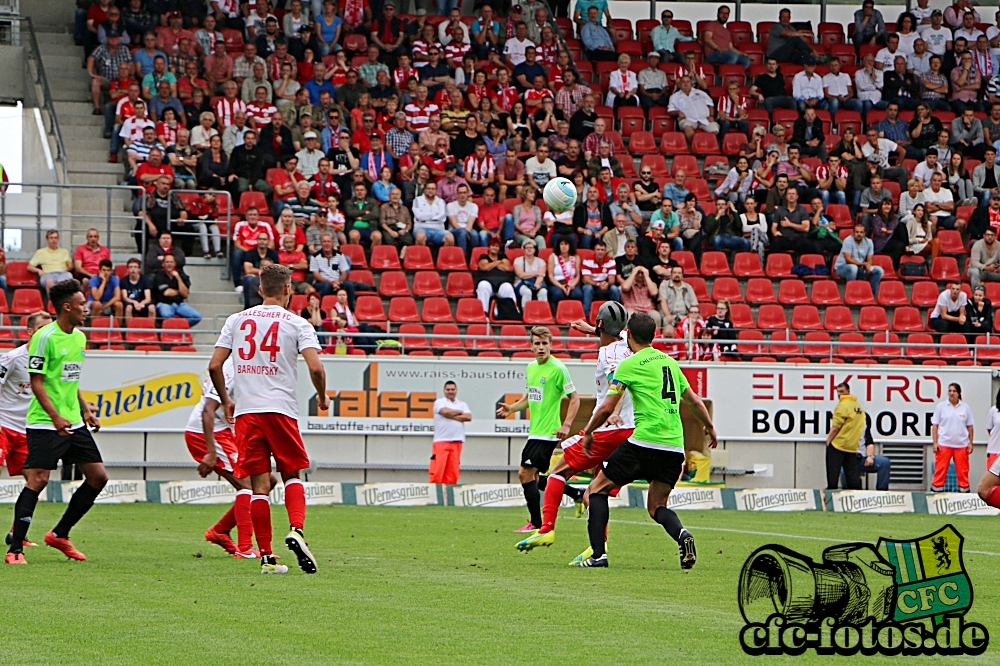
left=6, top=280, right=106, bottom=564
left=574, top=312, right=717, bottom=569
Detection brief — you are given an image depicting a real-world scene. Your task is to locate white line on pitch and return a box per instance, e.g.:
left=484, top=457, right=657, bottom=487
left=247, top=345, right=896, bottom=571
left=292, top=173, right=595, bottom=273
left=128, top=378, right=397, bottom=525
left=608, top=520, right=1000, bottom=557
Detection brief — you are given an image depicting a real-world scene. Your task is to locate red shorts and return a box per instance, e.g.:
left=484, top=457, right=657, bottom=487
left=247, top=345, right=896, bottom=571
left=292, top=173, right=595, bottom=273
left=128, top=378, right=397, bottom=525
left=235, top=413, right=309, bottom=476
left=0, top=427, right=27, bottom=476
left=184, top=429, right=243, bottom=478
left=561, top=428, right=634, bottom=473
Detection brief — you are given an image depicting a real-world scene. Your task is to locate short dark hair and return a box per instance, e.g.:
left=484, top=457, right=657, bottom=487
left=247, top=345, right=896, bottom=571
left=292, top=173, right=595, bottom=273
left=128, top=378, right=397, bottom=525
left=627, top=312, right=656, bottom=344
left=444, top=380, right=456, bottom=388
left=837, top=381, right=850, bottom=393
left=99, top=259, right=113, bottom=269
left=594, top=240, right=606, bottom=249
left=50, top=279, right=82, bottom=311
left=127, top=258, right=141, bottom=267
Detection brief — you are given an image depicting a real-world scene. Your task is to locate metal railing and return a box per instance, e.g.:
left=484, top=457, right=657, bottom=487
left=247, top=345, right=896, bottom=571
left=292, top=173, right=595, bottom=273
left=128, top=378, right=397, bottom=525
left=19, top=16, right=66, bottom=183
left=163, top=190, right=233, bottom=279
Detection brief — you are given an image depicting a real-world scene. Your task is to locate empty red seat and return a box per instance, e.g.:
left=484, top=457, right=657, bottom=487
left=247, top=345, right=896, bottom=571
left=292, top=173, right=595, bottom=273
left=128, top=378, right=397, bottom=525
left=436, top=246, right=468, bottom=271
left=671, top=154, right=701, bottom=177
left=125, top=317, right=158, bottom=344
left=798, top=254, right=828, bottom=279
left=745, top=278, right=776, bottom=304
left=844, top=281, right=876, bottom=306
left=159, top=318, right=192, bottom=345
left=455, top=298, right=487, bottom=323
left=824, top=306, right=855, bottom=331
left=910, top=281, right=939, bottom=307
left=711, top=277, right=743, bottom=302
left=803, top=332, right=832, bottom=357
left=398, top=323, right=429, bottom=351
left=388, top=296, right=420, bottom=322
left=378, top=271, right=411, bottom=297
left=10, top=289, right=43, bottom=315
left=729, top=303, right=754, bottom=328
left=523, top=301, right=555, bottom=324
left=737, top=330, right=766, bottom=355
left=464, top=324, right=496, bottom=350
left=0, top=290, right=8, bottom=314
left=858, top=306, right=889, bottom=332
left=891, top=306, right=923, bottom=332
left=722, top=132, right=748, bottom=156
left=499, top=324, right=530, bottom=350
left=369, top=245, right=401, bottom=270
left=659, top=132, right=689, bottom=154
left=413, top=271, right=444, bottom=296
left=88, top=317, right=123, bottom=345
left=6, top=262, right=36, bottom=288
left=420, top=297, right=454, bottom=323
left=791, top=305, right=823, bottom=330
left=871, top=332, right=902, bottom=357
left=877, top=280, right=908, bottom=306
left=769, top=330, right=800, bottom=356
left=402, top=245, right=434, bottom=270
left=639, top=154, right=669, bottom=176
left=444, top=271, right=474, bottom=298
left=837, top=333, right=868, bottom=358
left=628, top=131, right=657, bottom=154
left=766, top=253, right=794, bottom=278
left=938, top=230, right=966, bottom=256
left=929, top=257, right=960, bottom=282
left=687, top=277, right=709, bottom=301
left=555, top=300, right=586, bottom=325
left=908, top=333, right=937, bottom=359
left=339, top=244, right=368, bottom=269
left=756, top=304, right=788, bottom=329
left=431, top=324, right=463, bottom=349
left=699, top=251, right=731, bottom=276
left=733, top=252, right=764, bottom=277
left=940, top=333, right=971, bottom=359
left=354, top=295, right=386, bottom=322
left=975, top=335, right=1000, bottom=362
left=691, top=132, right=719, bottom=154
left=777, top=279, right=808, bottom=304
left=672, top=251, right=698, bottom=275
left=810, top=280, right=842, bottom=305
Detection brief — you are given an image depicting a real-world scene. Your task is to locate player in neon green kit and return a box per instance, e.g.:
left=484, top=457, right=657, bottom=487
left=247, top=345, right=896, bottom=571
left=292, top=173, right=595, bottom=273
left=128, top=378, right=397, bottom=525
left=575, top=312, right=717, bottom=568
left=6, top=280, right=107, bottom=564
left=497, top=326, right=582, bottom=533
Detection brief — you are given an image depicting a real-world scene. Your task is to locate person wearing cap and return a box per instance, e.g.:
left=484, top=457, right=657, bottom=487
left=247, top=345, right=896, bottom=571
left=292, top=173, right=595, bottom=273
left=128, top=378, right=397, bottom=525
left=580, top=6, right=616, bottom=62
left=295, top=130, right=325, bottom=178
left=157, top=10, right=194, bottom=55
left=370, top=2, right=405, bottom=67
left=853, top=0, right=886, bottom=50
left=360, top=133, right=393, bottom=185
left=471, top=5, right=501, bottom=59
left=919, top=9, right=950, bottom=56
left=651, top=9, right=683, bottom=62
left=702, top=5, right=750, bottom=68
left=385, top=112, right=415, bottom=160
left=87, top=28, right=133, bottom=115
left=97, top=5, right=131, bottom=46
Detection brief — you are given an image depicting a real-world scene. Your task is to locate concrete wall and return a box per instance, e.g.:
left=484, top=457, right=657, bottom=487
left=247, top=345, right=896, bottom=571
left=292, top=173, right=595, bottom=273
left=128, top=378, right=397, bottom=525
left=0, top=46, right=23, bottom=101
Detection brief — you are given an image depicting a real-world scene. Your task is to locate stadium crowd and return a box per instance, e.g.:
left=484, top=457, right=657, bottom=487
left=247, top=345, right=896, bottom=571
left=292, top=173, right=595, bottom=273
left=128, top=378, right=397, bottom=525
left=64, top=0, right=1000, bottom=356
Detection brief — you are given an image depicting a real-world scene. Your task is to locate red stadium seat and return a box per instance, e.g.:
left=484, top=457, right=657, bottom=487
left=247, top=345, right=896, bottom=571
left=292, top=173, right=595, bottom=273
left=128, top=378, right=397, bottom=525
left=523, top=301, right=555, bottom=324
left=872, top=332, right=902, bottom=357
left=828, top=204, right=853, bottom=228
left=378, top=271, right=411, bottom=297
left=237, top=190, right=268, bottom=215
left=355, top=295, right=386, bottom=322
left=672, top=251, right=698, bottom=275
left=910, top=281, right=939, bottom=307
left=699, top=251, right=731, bottom=277
left=456, top=298, right=487, bottom=324
left=733, top=252, right=764, bottom=277
left=88, top=317, right=122, bottom=345
left=777, top=279, right=809, bottom=304
left=414, top=271, right=445, bottom=296
left=929, top=257, right=960, bottom=282
left=722, top=133, right=748, bottom=156
left=10, top=289, right=42, bottom=315
left=659, top=132, right=689, bottom=155
left=420, top=297, right=454, bottom=323
left=791, top=305, right=823, bottom=330
left=940, top=333, right=971, bottom=360
left=671, top=154, right=701, bottom=177
left=340, top=243, right=368, bottom=269
left=5, top=262, right=36, bottom=288
left=628, top=131, right=657, bottom=154
left=907, top=333, right=937, bottom=359
left=690, top=132, right=719, bottom=155
left=640, top=154, right=668, bottom=176
left=618, top=107, right=645, bottom=138
left=737, top=330, right=766, bottom=355
left=388, top=296, right=420, bottom=322
left=398, top=324, right=429, bottom=351
left=0, top=290, right=8, bottom=314
left=648, top=108, right=674, bottom=137
left=798, top=254, right=827, bottom=278
left=745, top=278, right=777, bottom=304
left=937, top=230, right=965, bottom=256
left=160, top=318, right=192, bottom=345
left=431, top=324, right=463, bottom=350
left=499, top=325, right=530, bottom=350
left=444, top=272, right=474, bottom=298
left=769, top=330, right=800, bottom=356
left=844, top=280, right=876, bottom=305
left=898, top=255, right=926, bottom=280
left=555, top=300, right=586, bottom=325
left=369, top=245, right=401, bottom=270
left=837, top=333, right=868, bottom=358
left=766, top=253, right=794, bottom=278
left=823, top=306, right=855, bottom=331
left=350, top=269, right=375, bottom=287
left=402, top=245, right=435, bottom=271
left=803, top=332, right=832, bottom=357
left=464, top=324, right=496, bottom=350
left=810, top=280, right=842, bottom=305
left=756, top=304, right=788, bottom=329
left=891, top=306, right=923, bottom=332
left=730, top=303, right=754, bottom=328
left=858, top=306, right=890, bottom=331
left=686, top=277, right=709, bottom=302
left=436, top=246, right=468, bottom=271
left=711, top=277, right=743, bottom=302
left=567, top=327, right=599, bottom=351
left=877, top=280, right=908, bottom=306
left=975, top=336, right=1000, bottom=362
left=125, top=317, right=158, bottom=345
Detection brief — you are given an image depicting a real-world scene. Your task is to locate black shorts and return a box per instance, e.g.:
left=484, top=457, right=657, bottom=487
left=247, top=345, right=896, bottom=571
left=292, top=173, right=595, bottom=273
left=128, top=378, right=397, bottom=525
left=24, top=427, right=103, bottom=471
left=520, top=438, right=559, bottom=474
left=601, top=440, right=684, bottom=487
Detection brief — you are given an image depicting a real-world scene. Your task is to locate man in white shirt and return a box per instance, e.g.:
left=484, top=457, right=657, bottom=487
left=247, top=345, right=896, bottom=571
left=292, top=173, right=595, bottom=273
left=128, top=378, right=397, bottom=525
left=792, top=58, right=826, bottom=113
left=862, top=127, right=908, bottom=188
left=919, top=10, right=951, bottom=56
left=822, top=58, right=861, bottom=119
left=503, top=21, right=534, bottom=67
left=953, top=11, right=984, bottom=44
left=924, top=171, right=962, bottom=231
left=667, top=75, right=719, bottom=143
left=874, top=33, right=902, bottom=70
left=412, top=180, right=453, bottom=247
left=524, top=144, right=557, bottom=194
left=913, top=147, right=945, bottom=186
left=446, top=183, right=481, bottom=256
left=429, top=381, right=471, bottom=485
left=987, top=10, right=1000, bottom=60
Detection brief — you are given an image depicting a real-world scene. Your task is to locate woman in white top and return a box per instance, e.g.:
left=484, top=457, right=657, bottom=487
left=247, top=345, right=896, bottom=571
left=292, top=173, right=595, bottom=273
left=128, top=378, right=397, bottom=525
left=739, top=195, right=769, bottom=263
left=898, top=178, right=925, bottom=221
left=606, top=54, right=639, bottom=109
left=513, top=239, right=548, bottom=307
left=931, top=382, right=975, bottom=492
left=714, top=156, right=754, bottom=205
left=190, top=111, right=219, bottom=152
left=894, top=12, right=921, bottom=55
left=905, top=203, right=941, bottom=257
left=546, top=236, right=583, bottom=308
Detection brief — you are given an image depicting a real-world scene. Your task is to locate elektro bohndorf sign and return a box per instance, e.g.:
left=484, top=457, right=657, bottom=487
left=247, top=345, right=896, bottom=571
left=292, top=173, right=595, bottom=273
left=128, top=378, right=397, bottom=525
left=75, top=356, right=992, bottom=444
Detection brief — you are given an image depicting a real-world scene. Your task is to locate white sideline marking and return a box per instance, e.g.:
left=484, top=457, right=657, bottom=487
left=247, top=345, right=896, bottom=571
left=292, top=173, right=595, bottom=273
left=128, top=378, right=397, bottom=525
left=608, top=519, right=1000, bottom=557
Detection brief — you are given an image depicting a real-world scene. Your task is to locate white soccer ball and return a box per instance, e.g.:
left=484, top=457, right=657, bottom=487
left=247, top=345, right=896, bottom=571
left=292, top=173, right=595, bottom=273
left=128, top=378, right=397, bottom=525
left=543, top=177, right=578, bottom=213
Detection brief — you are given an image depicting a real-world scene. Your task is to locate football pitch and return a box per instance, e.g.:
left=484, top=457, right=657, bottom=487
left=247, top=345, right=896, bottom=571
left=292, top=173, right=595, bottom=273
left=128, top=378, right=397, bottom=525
left=2, top=504, right=998, bottom=665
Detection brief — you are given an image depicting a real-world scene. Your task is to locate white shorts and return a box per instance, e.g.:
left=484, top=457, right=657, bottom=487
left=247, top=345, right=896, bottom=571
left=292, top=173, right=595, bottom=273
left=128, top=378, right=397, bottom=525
left=989, top=454, right=1000, bottom=477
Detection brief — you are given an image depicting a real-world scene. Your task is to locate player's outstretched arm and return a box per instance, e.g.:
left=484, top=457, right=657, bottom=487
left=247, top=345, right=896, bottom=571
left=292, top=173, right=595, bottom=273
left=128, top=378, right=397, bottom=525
left=208, top=347, right=234, bottom=423
left=301, top=348, right=329, bottom=412
left=497, top=395, right=529, bottom=417
left=681, top=387, right=718, bottom=449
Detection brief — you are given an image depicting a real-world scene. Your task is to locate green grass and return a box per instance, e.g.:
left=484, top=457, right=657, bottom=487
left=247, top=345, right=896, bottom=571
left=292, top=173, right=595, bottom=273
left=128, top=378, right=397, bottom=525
left=1, top=504, right=999, bottom=665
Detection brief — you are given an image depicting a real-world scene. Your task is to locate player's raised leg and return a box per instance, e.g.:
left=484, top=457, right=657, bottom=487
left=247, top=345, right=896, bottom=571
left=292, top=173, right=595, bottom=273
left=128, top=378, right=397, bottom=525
left=978, top=455, right=1000, bottom=508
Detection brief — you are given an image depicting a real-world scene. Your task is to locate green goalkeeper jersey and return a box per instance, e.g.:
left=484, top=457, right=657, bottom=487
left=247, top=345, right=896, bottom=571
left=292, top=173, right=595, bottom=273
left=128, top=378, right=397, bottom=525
left=26, top=322, right=86, bottom=428
left=609, top=346, right=689, bottom=451
left=525, top=356, right=576, bottom=440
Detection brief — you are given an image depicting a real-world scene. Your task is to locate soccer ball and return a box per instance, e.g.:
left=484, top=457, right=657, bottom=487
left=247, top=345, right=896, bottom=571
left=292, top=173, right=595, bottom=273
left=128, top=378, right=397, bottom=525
left=543, top=177, right=578, bottom=213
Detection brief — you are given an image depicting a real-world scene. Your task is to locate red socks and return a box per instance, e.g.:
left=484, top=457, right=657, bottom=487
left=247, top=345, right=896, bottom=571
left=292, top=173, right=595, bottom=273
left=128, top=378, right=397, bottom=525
left=214, top=506, right=237, bottom=534
left=984, top=485, right=1000, bottom=509
left=284, top=479, right=306, bottom=531
left=234, top=490, right=253, bottom=551
left=250, top=495, right=272, bottom=555
left=539, top=474, right=565, bottom=534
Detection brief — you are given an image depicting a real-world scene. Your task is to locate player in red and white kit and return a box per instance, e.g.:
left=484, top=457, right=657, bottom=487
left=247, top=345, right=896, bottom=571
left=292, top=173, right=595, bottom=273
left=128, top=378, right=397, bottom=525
left=515, top=302, right=634, bottom=563
left=0, top=312, right=51, bottom=548
left=187, top=358, right=277, bottom=559
left=209, top=264, right=328, bottom=574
